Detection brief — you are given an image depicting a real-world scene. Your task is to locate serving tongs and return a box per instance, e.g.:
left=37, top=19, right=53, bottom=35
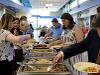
left=47, top=58, right=64, bottom=72
left=17, top=62, right=34, bottom=70
left=47, top=64, right=56, bottom=72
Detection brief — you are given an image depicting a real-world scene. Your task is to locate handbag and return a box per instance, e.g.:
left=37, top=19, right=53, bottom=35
left=14, top=49, right=24, bottom=62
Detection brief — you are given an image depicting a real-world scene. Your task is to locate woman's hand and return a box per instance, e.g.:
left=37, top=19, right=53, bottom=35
left=53, top=51, right=64, bottom=64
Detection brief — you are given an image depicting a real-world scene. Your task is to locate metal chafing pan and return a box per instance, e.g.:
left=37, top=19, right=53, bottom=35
left=29, top=52, right=56, bottom=58
left=17, top=64, right=70, bottom=75
left=33, top=47, right=48, bottom=49
left=17, top=58, right=54, bottom=65
left=29, top=49, right=55, bottom=53
left=33, top=44, right=48, bottom=49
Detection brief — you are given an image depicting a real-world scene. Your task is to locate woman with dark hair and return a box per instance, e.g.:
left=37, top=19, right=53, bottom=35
left=0, top=13, right=31, bottom=75
left=48, top=13, right=83, bottom=47
left=53, top=13, right=100, bottom=75
left=48, top=13, right=84, bottom=75
left=10, top=17, right=22, bottom=35
left=97, top=6, right=100, bottom=13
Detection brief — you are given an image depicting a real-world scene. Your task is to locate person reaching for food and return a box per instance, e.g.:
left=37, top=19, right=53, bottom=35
left=53, top=13, right=100, bottom=75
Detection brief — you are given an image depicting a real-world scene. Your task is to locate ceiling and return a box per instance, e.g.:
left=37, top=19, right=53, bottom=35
left=27, top=0, right=70, bottom=11
left=0, top=0, right=70, bottom=14
left=0, top=0, right=31, bottom=12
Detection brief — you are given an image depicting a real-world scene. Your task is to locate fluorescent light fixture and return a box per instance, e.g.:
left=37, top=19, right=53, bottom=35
left=11, top=0, right=22, bottom=5
left=29, top=9, right=50, bottom=16
left=45, top=4, right=53, bottom=7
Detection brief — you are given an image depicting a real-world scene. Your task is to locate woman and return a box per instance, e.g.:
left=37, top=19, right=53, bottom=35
left=53, top=13, right=100, bottom=75
left=48, top=13, right=84, bottom=75
left=10, top=17, right=21, bottom=35
left=0, top=13, right=31, bottom=75
left=10, top=17, right=25, bottom=75
left=48, top=13, right=84, bottom=47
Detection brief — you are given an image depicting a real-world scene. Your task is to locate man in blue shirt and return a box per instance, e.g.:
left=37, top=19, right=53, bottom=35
left=45, top=18, right=63, bottom=39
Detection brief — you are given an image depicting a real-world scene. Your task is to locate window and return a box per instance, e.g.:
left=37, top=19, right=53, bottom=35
left=70, top=0, right=78, bottom=9
left=79, top=0, right=87, bottom=4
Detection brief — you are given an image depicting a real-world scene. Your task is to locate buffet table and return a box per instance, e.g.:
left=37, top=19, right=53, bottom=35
left=16, top=41, right=70, bottom=75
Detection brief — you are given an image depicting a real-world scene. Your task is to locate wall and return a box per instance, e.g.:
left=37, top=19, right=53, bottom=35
left=5, top=8, right=16, bottom=16
left=50, top=8, right=63, bottom=16
left=89, top=5, right=100, bottom=15
left=69, top=0, right=100, bottom=14
left=16, top=11, right=29, bottom=18
left=0, top=3, right=16, bottom=19
left=0, top=4, right=5, bottom=18
left=72, top=4, right=100, bottom=28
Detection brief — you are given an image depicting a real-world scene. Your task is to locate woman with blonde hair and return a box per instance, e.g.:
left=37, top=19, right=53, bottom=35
left=0, top=13, right=31, bottom=75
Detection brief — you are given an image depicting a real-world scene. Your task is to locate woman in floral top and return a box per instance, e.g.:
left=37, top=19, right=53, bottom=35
left=0, top=13, right=31, bottom=75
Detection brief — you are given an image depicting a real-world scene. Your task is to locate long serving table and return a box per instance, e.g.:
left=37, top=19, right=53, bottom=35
left=17, top=41, right=70, bottom=75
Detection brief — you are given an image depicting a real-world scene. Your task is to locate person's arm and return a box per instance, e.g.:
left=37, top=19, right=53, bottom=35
left=53, top=29, right=93, bottom=63
left=44, top=27, right=53, bottom=38
left=62, top=40, right=88, bottom=60
left=53, top=38, right=88, bottom=63
left=6, top=33, right=31, bottom=43
left=48, top=39, right=63, bottom=47
left=44, top=32, right=52, bottom=38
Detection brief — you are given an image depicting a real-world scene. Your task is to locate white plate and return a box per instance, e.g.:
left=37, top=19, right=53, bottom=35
left=74, top=62, right=100, bottom=73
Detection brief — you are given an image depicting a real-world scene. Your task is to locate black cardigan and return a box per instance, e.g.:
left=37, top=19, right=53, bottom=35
left=62, top=29, right=100, bottom=63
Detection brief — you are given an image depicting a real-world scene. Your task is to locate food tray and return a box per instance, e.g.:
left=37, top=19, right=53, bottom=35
left=30, top=49, right=54, bottom=53
left=17, top=64, right=70, bottom=75
left=30, top=52, right=56, bottom=58
left=33, top=44, right=48, bottom=49
left=33, top=47, right=48, bottom=49
left=17, top=58, right=53, bottom=65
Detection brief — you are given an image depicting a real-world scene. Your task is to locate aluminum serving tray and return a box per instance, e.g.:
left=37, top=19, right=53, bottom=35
left=17, top=64, right=70, bottom=75
left=33, top=44, right=48, bottom=49
left=29, top=49, right=55, bottom=53
left=33, top=47, right=49, bottom=49
left=29, top=52, right=56, bottom=58
left=17, top=58, right=55, bottom=65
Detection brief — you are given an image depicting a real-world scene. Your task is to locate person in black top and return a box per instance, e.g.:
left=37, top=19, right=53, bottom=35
left=39, top=27, right=47, bottom=37
left=53, top=13, right=100, bottom=74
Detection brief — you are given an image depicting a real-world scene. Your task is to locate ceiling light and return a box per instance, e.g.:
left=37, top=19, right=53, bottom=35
left=45, top=4, right=53, bottom=7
